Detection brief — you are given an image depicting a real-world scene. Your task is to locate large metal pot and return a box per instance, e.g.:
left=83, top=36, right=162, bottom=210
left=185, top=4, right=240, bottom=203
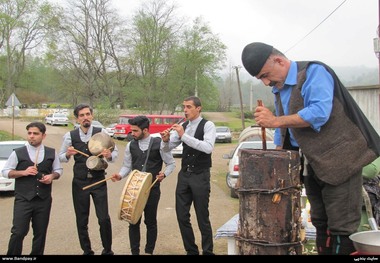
left=349, top=187, right=380, bottom=255
left=349, top=230, right=380, bottom=254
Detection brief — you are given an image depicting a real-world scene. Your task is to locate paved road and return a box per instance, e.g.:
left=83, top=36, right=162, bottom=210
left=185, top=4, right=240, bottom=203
left=0, top=119, right=238, bottom=255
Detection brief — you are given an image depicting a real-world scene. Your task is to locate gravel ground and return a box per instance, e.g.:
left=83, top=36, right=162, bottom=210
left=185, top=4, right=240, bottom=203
left=0, top=118, right=239, bottom=256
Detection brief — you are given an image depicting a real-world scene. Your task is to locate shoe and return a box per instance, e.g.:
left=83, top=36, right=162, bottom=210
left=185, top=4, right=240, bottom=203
left=101, top=249, right=114, bottom=255
left=83, top=250, right=95, bottom=255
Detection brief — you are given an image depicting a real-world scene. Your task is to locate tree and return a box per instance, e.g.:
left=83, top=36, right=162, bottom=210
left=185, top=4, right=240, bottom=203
left=0, top=0, right=59, bottom=107
left=165, top=16, right=227, bottom=112
left=53, top=0, right=128, bottom=108
left=127, top=0, right=181, bottom=113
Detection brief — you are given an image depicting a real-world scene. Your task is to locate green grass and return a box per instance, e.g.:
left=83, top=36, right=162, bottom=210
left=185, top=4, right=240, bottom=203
left=0, top=130, right=25, bottom=141
left=204, top=112, right=257, bottom=133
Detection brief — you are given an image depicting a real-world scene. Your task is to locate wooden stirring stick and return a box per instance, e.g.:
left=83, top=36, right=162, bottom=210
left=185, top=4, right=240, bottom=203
left=257, top=100, right=267, bottom=150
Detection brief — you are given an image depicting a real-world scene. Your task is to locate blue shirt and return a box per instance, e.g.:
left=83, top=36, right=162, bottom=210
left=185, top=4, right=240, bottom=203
left=273, top=61, right=334, bottom=147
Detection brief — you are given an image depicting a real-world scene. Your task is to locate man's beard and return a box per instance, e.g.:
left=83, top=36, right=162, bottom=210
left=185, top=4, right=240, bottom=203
left=134, top=133, right=144, bottom=141
left=83, top=122, right=91, bottom=128
left=270, top=81, right=284, bottom=88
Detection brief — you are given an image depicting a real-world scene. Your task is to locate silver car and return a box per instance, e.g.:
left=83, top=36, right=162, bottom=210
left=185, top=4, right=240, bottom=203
left=215, top=126, right=232, bottom=143
left=0, top=140, right=27, bottom=192
left=223, top=141, right=276, bottom=198
left=45, top=113, right=69, bottom=126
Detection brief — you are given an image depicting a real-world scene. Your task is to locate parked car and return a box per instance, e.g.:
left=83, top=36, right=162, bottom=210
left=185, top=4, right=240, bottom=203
left=45, top=113, right=69, bottom=126
left=223, top=140, right=276, bottom=198
left=215, top=126, right=232, bottom=143
left=150, top=133, right=183, bottom=157
left=0, top=140, right=27, bottom=192
left=74, top=120, right=105, bottom=130
left=105, top=123, right=117, bottom=137
left=171, top=143, right=183, bottom=157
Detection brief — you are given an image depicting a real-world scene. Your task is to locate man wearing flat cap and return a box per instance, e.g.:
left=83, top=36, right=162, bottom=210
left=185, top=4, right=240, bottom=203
left=241, top=42, right=380, bottom=255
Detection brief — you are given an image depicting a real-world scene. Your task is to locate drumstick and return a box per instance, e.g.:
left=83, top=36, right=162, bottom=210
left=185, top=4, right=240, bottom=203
left=71, top=148, right=90, bottom=157
left=257, top=100, right=267, bottom=150
left=145, top=178, right=159, bottom=194
left=96, top=146, right=114, bottom=157
left=82, top=176, right=113, bottom=190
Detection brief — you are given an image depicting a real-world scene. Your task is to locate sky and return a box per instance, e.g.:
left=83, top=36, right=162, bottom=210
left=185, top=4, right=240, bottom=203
left=112, top=0, right=380, bottom=72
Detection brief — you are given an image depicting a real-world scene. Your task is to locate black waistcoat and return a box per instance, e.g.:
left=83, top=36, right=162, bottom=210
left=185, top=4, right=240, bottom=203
left=130, top=137, right=163, bottom=188
left=14, top=146, right=55, bottom=200
left=70, top=127, right=105, bottom=180
left=181, top=118, right=212, bottom=173
left=276, top=61, right=379, bottom=185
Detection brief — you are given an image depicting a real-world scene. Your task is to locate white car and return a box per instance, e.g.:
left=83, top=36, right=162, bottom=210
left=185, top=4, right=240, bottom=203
left=74, top=120, right=105, bottom=130
left=105, top=123, right=117, bottom=137
left=45, top=113, right=69, bottom=126
left=215, top=126, right=232, bottom=143
left=223, top=140, right=276, bottom=198
left=150, top=133, right=182, bottom=157
left=171, top=143, right=183, bottom=157
left=0, top=140, right=27, bottom=192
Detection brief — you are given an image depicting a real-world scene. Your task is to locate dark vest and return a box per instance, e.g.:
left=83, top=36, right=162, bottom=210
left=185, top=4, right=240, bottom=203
left=70, top=127, right=105, bottom=180
left=14, top=146, right=55, bottom=201
left=181, top=118, right=212, bottom=173
left=276, top=61, right=379, bottom=185
left=130, top=136, right=163, bottom=188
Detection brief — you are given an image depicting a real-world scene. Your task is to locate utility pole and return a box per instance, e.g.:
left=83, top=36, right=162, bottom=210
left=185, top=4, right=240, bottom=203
left=375, top=0, right=380, bottom=83
left=250, top=83, right=253, bottom=111
left=195, top=70, right=198, bottom=96
left=233, top=65, right=245, bottom=130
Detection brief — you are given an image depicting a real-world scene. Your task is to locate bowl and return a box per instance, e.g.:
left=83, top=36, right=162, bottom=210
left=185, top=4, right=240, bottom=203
left=349, top=230, right=380, bottom=254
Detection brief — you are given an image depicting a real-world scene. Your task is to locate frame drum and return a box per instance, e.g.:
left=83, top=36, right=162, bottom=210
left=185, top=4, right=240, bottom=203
left=86, top=156, right=108, bottom=170
left=88, top=132, right=115, bottom=156
left=118, top=170, right=153, bottom=224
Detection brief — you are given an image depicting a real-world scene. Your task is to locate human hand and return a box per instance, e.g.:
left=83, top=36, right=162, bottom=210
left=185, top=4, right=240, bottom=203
left=99, top=148, right=112, bottom=159
left=111, top=173, right=122, bottom=182
left=66, top=146, right=77, bottom=157
left=156, top=171, right=166, bottom=182
left=170, top=124, right=184, bottom=138
left=160, top=129, right=170, bottom=142
left=254, top=106, right=276, bottom=128
left=38, top=173, right=53, bottom=184
left=25, top=166, right=38, bottom=177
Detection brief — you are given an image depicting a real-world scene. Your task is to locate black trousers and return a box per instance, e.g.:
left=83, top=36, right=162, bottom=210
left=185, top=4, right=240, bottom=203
left=129, top=186, right=161, bottom=255
left=304, top=164, right=362, bottom=254
left=7, top=195, right=52, bottom=255
left=175, top=169, right=213, bottom=255
left=72, top=177, right=112, bottom=254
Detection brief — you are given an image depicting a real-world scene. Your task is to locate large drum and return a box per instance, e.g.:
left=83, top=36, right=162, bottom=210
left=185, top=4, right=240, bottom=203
left=88, top=132, right=115, bottom=156
left=118, top=170, right=153, bottom=224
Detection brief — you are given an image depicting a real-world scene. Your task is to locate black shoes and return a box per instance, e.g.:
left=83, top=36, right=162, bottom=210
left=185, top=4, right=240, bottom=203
left=101, top=249, right=114, bottom=255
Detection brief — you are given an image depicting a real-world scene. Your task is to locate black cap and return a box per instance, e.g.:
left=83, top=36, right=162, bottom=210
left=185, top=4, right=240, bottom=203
left=241, top=42, right=273, bottom=77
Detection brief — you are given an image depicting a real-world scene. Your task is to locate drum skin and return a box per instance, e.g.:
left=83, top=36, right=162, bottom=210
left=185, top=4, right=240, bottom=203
left=88, top=132, right=115, bottom=156
left=118, top=170, right=153, bottom=224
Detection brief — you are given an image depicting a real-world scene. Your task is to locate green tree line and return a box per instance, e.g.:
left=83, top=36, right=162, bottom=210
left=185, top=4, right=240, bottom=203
left=0, top=0, right=228, bottom=112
